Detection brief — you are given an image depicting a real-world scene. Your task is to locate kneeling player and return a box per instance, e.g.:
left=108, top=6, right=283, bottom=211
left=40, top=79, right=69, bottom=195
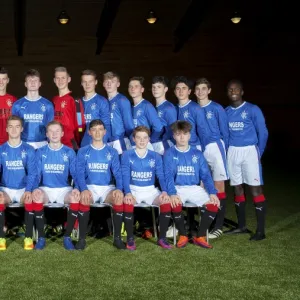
left=164, top=121, right=220, bottom=249
left=32, top=121, right=80, bottom=250
left=0, top=116, right=36, bottom=250
left=76, top=119, right=124, bottom=250
left=121, top=126, right=170, bottom=250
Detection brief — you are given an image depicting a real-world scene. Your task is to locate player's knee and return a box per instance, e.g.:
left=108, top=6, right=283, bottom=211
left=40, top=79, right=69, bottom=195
left=234, top=185, right=244, bottom=196
left=113, top=197, right=123, bottom=206
left=250, top=186, right=263, bottom=197
left=253, top=194, right=266, bottom=203
left=172, top=204, right=182, bottom=213
left=69, top=195, right=80, bottom=204
left=205, top=203, right=219, bottom=213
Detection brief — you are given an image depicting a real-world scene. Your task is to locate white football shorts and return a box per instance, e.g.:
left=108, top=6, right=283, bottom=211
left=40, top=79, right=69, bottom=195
left=39, top=186, right=73, bottom=204
left=175, top=185, right=210, bottom=207
left=1, top=187, right=25, bottom=203
left=227, top=145, right=263, bottom=186
left=87, top=185, right=115, bottom=203
left=129, top=185, right=161, bottom=205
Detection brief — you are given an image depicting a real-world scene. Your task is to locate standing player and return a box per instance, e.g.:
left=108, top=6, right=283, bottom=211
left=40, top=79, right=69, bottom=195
left=194, top=78, right=229, bottom=239
left=173, top=76, right=208, bottom=151
left=103, top=71, right=134, bottom=154
left=12, top=69, right=54, bottom=149
left=121, top=126, right=171, bottom=250
left=164, top=121, right=220, bottom=249
left=152, top=76, right=177, bottom=152
left=32, top=121, right=80, bottom=250
left=225, top=80, right=268, bottom=241
left=52, top=66, right=80, bottom=149
left=128, top=77, right=163, bottom=151
left=76, top=119, right=124, bottom=250
left=80, top=70, right=111, bottom=147
left=0, top=67, right=17, bottom=145
left=0, top=116, right=36, bottom=250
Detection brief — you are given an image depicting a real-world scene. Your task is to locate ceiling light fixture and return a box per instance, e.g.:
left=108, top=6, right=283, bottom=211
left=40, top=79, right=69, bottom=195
left=57, top=10, right=70, bottom=25
left=231, top=11, right=241, bottom=24
left=147, top=10, right=157, bottom=24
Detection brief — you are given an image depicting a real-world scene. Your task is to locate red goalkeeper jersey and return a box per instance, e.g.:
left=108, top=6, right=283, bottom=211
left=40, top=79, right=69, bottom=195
left=0, top=93, right=17, bottom=145
left=52, top=92, right=80, bottom=149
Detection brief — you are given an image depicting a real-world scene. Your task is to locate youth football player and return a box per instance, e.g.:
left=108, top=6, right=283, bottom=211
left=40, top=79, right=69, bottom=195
left=128, top=76, right=163, bottom=151
left=121, top=126, right=172, bottom=250
left=225, top=80, right=268, bottom=241
left=0, top=116, right=36, bottom=250
left=172, top=76, right=208, bottom=151
left=12, top=69, right=54, bottom=149
left=0, top=67, right=17, bottom=145
left=52, top=66, right=80, bottom=149
left=76, top=119, right=124, bottom=250
left=152, top=76, right=177, bottom=152
left=195, top=78, right=229, bottom=239
left=103, top=71, right=134, bottom=154
left=80, top=70, right=111, bottom=147
left=32, top=121, right=80, bottom=250
left=164, top=121, right=220, bottom=249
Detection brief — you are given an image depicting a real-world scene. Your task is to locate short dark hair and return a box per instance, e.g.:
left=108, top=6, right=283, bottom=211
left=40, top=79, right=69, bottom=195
left=171, top=76, right=193, bottom=90
left=89, top=119, right=105, bottom=130
left=227, top=79, right=243, bottom=90
left=25, top=69, right=41, bottom=80
left=54, top=66, right=70, bottom=77
left=152, top=76, right=169, bottom=87
left=81, top=69, right=97, bottom=80
left=0, top=67, right=8, bottom=75
left=103, top=71, right=120, bottom=82
left=129, top=76, right=145, bottom=88
left=7, top=115, right=23, bottom=127
left=133, top=126, right=151, bottom=138
left=171, top=120, right=192, bottom=133
left=46, top=120, right=64, bottom=132
left=195, top=78, right=211, bottom=90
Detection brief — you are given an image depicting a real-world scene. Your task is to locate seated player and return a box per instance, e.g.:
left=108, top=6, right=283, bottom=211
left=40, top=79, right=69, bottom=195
left=121, top=126, right=171, bottom=250
left=32, top=121, right=80, bottom=250
left=164, top=120, right=220, bottom=249
left=0, top=115, right=36, bottom=250
left=76, top=119, right=124, bottom=250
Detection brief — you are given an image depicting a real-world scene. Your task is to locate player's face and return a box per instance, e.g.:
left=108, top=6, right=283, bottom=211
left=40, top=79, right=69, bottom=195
left=194, top=84, right=211, bottom=101
left=152, top=83, right=168, bottom=99
left=25, top=76, right=41, bottom=92
left=173, top=130, right=190, bottom=147
left=89, top=124, right=106, bottom=142
left=6, top=120, right=23, bottom=139
left=133, top=131, right=150, bottom=149
left=227, top=83, right=243, bottom=102
left=0, top=74, right=9, bottom=92
left=174, top=83, right=191, bottom=101
left=103, top=77, right=120, bottom=94
left=128, top=80, right=144, bottom=98
left=47, top=124, right=64, bottom=143
left=81, top=75, right=97, bottom=93
left=54, top=71, right=71, bottom=90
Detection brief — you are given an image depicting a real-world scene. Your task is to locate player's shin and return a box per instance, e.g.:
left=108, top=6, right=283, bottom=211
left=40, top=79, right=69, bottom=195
left=253, top=195, right=266, bottom=234
left=234, top=195, right=246, bottom=229
left=65, top=203, right=79, bottom=237
left=123, top=204, right=134, bottom=239
left=197, top=204, right=218, bottom=237
left=159, top=203, right=171, bottom=239
left=172, top=205, right=187, bottom=236
left=0, top=204, right=5, bottom=238
left=214, top=192, right=227, bottom=229
left=33, top=202, right=45, bottom=238
left=112, top=204, right=124, bottom=238
left=78, top=204, right=90, bottom=240
left=24, top=203, right=34, bottom=238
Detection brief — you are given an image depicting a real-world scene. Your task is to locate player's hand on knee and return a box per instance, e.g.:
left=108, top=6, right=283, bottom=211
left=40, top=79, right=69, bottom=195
left=32, top=189, right=41, bottom=203
left=112, top=189, right=123, bottom=204
left=80, top=190, right=92, bottom=206
left=0, top=192, right=4, bottom=204
left=159, top=191, right=170, bottom=204
left=207, top=194, right=220, bottom=207
left=170, top=195, right=182, bottom=208
left=71, top=189, right=81, bottom=202
left=124, top=193, right=135, bottom=205
left=21, top=191, right=32, bottom=204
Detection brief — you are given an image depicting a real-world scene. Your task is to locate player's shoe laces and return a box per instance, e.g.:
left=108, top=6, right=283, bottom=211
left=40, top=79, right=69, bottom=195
left=193, top=236, right=213, bottom=249
left=75, top=239, right=86, bottom=250
left=63, top=236, right=75, bottom=250
left=35, top=237, right=46, bottom=250
left=157, top=238, right=172, bottom=249
left=24, top=237, right=34, bottom=250
left=126, top=237, right=136, bottom=251
left=208, top=229, right=223, bottom=239
left=249, top=231, right=266, bottom=241
left=0, top=238, right=6, bottom=251
left=113, top=237, right=126, bottom=250
left=176, top=235, right=189, bottom=248
left=142, top=229, right=153, bottom=239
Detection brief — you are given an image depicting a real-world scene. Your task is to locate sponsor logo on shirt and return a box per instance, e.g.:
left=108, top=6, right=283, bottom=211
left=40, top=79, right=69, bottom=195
left=229, top=122, right=244, bottom=130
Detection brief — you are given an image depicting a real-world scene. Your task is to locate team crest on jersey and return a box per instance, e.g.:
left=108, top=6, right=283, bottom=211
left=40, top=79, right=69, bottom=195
left=61, top=101, right=67, bottom=108
left=62, top=153, right=69, bottom=162
left=183, top=110, right=189, bottom=119
left=192, top=155, right=198, bottom=164
left=241, top=110, right=248, bottom=119
left=91, top=103, right=97, bottom=110
left=136, top=109, right=142, bottom=117
left=106, top=152, right=112, bottom=161
left=21, top=150, right=27, bottom=159
left=148, top=159, right=155, bottom=168
left=158, top=110, right=163, bottom=118
left=40, top=104, right=46, bottom=112
left=6, top=99, right=12, bottom=107
left=111, top=102, right=117, bottom=111
left=206, top=111, right=213, bottom=119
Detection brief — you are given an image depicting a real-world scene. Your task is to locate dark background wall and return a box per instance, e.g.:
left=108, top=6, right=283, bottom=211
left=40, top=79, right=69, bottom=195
left=1, top=0, right=299, bottom=157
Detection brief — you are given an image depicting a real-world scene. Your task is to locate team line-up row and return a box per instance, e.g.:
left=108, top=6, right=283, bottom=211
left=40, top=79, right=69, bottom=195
left=0, top=67, right=268, bottom=251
